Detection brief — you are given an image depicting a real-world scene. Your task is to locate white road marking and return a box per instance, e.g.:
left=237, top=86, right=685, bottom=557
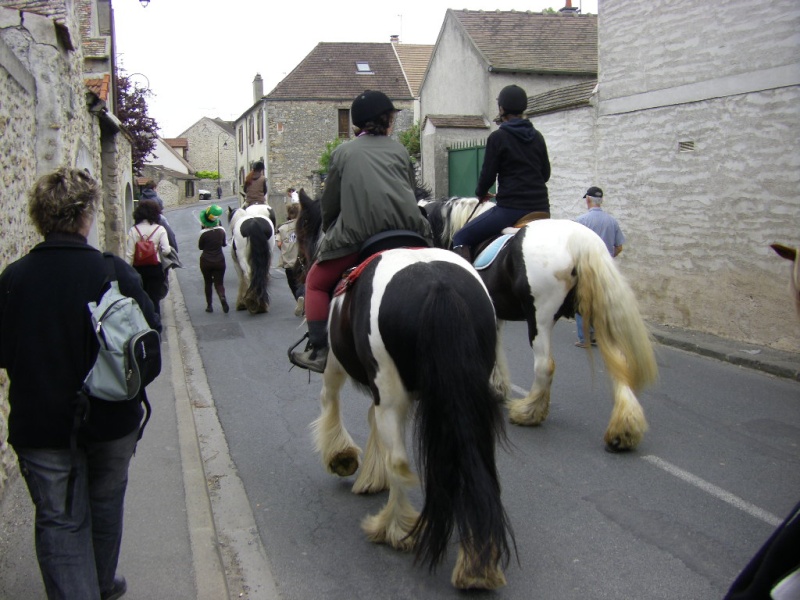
left=642, top=455, right=782, bottom=527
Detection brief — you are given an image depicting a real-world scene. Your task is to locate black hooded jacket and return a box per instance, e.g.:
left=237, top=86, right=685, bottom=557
left=475, top=118, right=551, bottom=212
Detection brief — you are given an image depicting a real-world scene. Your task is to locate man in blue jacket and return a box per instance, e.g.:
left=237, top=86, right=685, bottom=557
left=452, top=84, right=551, bottom=260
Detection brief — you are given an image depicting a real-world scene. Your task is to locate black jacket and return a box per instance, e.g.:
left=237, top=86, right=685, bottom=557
left=475, top=118, right=551, bottom=212
left=0, top=234, right=160, bottom=448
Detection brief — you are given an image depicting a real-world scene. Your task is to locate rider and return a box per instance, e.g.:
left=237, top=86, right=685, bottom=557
left=289, top=90, right=432, bottom=373
left=243, top=161, right=267, bottom=207
left=451, top=84, right=551, bottom=261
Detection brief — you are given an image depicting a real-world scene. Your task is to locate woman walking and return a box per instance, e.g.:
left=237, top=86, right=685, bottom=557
left=126, top=199, right=171, bottom=314
left=198, top=204, right=229, bottom=313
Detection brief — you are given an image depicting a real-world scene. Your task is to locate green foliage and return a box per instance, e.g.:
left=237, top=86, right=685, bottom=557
left=115, top=69, right=159, bottom=175
left=318, top=137, right=346, bottom=174
left=399, top=122, right=420, bottom=163
left=195, top=170, right=220, bottom=180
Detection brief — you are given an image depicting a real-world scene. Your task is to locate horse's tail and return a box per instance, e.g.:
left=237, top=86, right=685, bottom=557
left=572, top=234, right=658, bottom=391
left=240, top=217, right=272, bottom=312
left=410, top=275, right=514, bottom=575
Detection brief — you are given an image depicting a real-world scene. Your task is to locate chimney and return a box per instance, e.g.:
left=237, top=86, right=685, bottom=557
left=390, top=34, right=399, bottom=43
left=253, top=73, right=264, bottom=103
left=559, top=0, right=580, bottom=13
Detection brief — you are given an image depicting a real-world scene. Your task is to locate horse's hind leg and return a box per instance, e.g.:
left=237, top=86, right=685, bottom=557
left=604, top=379, right=648, bottom=452
left=311, top=359, right=361, bottom=477
left=361, top=394, right=418, bottom=552
left=507, top=323, right=554, bottom=426
left=352, top=404, right=390, bottom=494
left=490, top=322, right=512, bottom=400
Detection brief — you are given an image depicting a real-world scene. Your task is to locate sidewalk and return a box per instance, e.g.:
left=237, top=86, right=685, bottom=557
left=0, top=273, right=278, bottom=600
left=0, top=274, right=797, bottom=599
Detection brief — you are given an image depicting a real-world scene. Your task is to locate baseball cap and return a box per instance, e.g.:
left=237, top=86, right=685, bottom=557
left=584, top=186, right=604, bottom=199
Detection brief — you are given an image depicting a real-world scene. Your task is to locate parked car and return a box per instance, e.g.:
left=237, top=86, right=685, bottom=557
left=199, top=189, right=212, bottom=200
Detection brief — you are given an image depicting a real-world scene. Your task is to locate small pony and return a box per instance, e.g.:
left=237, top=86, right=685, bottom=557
left=293, top=190, right=515, bottom=590
left=421, top=197, right=658, bottom=452
left=228, top=204, right=276, bottom=314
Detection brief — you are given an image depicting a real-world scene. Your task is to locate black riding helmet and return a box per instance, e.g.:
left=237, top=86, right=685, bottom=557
left=351, top=90, right=397, bottom=127
left=497, top=84, right=528, bottom=115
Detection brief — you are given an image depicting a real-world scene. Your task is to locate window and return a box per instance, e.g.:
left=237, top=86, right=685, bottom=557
left=338, top=109, right=350, bottom=139
left=356, top=61, right=373, bottom=74
left=248, top=116, right=255, bottom=145
left=257, top=110, right=264, bottom=141
left=238, top=125, right=243, bottom=152
left=185, top=180, right=194, bottom=197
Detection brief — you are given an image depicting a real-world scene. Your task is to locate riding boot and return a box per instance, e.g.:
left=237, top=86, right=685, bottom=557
left=452, top=245, right=472, bottom=263
left=289, top=320, right=329, bottom=373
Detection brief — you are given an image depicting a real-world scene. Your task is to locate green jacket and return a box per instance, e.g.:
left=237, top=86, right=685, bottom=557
left=319, top=135, right=431, bottom=261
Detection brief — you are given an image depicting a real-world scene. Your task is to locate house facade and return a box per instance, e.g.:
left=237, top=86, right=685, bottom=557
left=140, top=136, right=197, bottom=207
left=236, top=41, right=431, bottom=217
left=419, top=9, right=598, bottom=197
left=0, top=0, right=133, bottom=497
left=177, top=117, right=236, bottom=197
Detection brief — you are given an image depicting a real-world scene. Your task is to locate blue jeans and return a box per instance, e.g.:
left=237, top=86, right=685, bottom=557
left=575, top=312, right=595, bottom=344
left=452, top=204, right=533, bottom=248
left=14, top=428, right=139, bottom=600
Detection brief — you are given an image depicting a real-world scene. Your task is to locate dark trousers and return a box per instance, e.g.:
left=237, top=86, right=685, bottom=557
left=452, top=204, right=533, bottom=248
left=14, top=428, right=139, bottom=600
left=285, top=266, right=304, bottom=300
left=135, top=264, right=166, bottom=315
left=200, top=263, right=226, bottom=306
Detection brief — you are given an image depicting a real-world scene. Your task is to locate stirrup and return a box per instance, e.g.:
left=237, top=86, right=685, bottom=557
left=287, top=333, right=309, bottom=361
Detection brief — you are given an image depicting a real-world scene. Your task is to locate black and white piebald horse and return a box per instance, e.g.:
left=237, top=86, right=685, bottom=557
left=422, top=197, right=658, bottom=452
left=293, top=189, right=515, bottom=590
left=227, top=204, right=275, bottom=314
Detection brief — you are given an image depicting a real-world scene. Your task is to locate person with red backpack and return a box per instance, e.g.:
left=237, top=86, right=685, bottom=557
left=126, top=200, right=171, bottom=314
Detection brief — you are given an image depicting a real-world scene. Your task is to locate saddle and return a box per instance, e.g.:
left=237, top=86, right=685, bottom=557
left=333, top=230, right=431, bottom=297
left=471, top=211, right=550, bottom=270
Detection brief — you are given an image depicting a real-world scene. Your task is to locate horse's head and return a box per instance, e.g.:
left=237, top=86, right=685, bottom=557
left=771, top=243, right=800, bottom=318
left=295, top=188, right=322, bottom=283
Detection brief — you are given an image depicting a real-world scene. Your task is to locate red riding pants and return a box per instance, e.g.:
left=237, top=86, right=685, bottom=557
left=304, top=252, right=360, bottom=322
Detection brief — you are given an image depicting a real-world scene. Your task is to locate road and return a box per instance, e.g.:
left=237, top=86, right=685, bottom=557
left=171, top=200, right=800, bottom=600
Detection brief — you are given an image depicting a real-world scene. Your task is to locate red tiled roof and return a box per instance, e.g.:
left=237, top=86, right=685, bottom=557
left=163, top=138, right=189, bottom=148
left=85, top=73, right=110, bottom=101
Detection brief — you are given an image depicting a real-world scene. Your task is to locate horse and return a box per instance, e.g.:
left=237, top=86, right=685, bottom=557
left=770, top=243, right=800, bottom=318
left=293, top=189, right=515, bottom=589
left=421, top=197, right=658, bottom=452
left=227, top=204, right=276, bottom=314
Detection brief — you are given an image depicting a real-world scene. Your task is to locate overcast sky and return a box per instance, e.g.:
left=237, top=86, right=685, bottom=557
left=112, top=0, right=599, bottom=137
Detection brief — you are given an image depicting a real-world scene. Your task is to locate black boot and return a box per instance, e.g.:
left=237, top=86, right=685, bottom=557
left=220, top=295, right=229, bottom=313
left=289, top=320, right=329, bottom=373
left=452, top=245, right=472, bottom=263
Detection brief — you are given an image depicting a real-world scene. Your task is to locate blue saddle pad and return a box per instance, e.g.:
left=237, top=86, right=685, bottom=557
left=474, top=234, right=514, bottom=270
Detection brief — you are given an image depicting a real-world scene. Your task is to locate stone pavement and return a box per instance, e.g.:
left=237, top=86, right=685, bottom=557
left=0, top=270, right=796, bottom=599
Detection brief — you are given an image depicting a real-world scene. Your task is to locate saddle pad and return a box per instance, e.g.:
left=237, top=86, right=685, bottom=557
left=474, top=234, right=514, bottom=270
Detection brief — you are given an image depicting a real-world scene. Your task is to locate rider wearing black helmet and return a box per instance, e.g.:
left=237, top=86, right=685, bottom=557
left=452, top=84, right=551, bottom=260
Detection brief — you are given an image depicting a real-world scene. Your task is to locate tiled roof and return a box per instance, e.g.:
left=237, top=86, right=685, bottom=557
left=526, top=80, right=597, bottom=116
left=0, top=1, right=67, bottom=24
left=163, top=138, right=189, bottom=148
left=425, top=115, right=490, bottom=129
left=212, top=118, right=235, bottom=135
left=451, top=10, right=597, bottom=75
left=266, top=43, right=413, bottom=101
left=85, top=74, right=110, bottom=101
left=393, top=44, right=434, bottom=97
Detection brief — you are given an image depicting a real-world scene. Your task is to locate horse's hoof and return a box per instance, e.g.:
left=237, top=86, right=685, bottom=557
left=330, top=450, right=359, bottom=477
left=236, top=304, right=246, bottom=311
left=604, top=437, right=633, bottom=453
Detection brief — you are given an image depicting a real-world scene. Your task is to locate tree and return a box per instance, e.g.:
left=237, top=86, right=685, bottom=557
left=116, top=70, right=159, bottom=175
left=399, top=122, right=420, bottom=163
left=318, top=137, right=346, bottom=174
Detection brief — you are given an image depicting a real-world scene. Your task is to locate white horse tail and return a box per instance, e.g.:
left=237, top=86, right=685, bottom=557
left=410, top=268, right=514, bottom=587
left=240, top=217, right=272, bottom=313
left=572, top=235, right=658, bottom=392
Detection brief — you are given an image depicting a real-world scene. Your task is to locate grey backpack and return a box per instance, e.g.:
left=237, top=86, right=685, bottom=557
left=82, top=255, right=161, bottom=401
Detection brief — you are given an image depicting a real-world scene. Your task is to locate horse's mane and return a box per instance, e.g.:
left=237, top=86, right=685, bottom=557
left=421, top=197, right=491, bottom=247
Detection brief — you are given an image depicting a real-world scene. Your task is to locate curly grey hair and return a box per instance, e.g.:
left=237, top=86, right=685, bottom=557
left=28, top=168, right=99, bottom=236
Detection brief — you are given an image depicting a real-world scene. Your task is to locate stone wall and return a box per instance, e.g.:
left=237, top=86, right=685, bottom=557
left=180, top=117, right=236, bottom=187
left=265, top=99, right=414, bottom=219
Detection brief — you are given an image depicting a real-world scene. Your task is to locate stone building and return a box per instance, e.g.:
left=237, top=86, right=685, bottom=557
left=235, top=41, right=432, bottom=217
left=419, top=9, right=598, bottom=197
left=0, top=0, right=134, bottom=498
left=176, top=116, right=236, bottom=198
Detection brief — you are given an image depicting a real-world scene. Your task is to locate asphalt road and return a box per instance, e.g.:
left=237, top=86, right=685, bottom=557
left=172, top=200, right=800, bottom=600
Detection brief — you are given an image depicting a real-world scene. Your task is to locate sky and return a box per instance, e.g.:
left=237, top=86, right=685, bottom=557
left=112, top=0, right=599, bottom=137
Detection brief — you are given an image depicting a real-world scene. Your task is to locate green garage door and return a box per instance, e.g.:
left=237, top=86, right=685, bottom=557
left=448, top=140, right=493, bottom=197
